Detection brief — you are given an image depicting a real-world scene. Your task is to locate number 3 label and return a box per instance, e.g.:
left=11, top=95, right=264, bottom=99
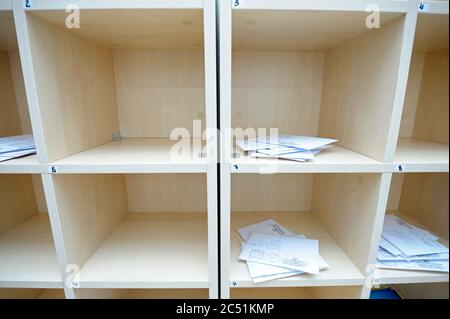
left=233, top=0, right=244, bottom=7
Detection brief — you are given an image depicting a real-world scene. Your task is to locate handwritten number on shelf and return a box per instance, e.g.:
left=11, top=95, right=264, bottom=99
left=398, top=165, right=403, bottom=172
left=233, top=0, right=240, bottom=7
left=24, top=0, right=32, bottom=8
left=51, top=166, right=57, bottom=173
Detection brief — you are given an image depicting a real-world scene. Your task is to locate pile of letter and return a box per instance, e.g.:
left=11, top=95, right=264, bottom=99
left=0, top=134, right=36, bottom=162
left=376, top=215, right=449, bottom=272
left=237, top=135, right=337, bottom=162
left=238, top=219, right=328, bottom=283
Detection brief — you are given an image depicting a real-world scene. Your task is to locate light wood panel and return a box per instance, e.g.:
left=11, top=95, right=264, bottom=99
left=30, top=9, right=204, bottom=50
left=412, top=49, right=449, bottom=144
left=414, top=13, right=449, bottom=52
left=31, top=175, right=47, bottom=213
left=232, top=51, right=323, bottom=135
left=52, top=174, right=128, bottom=269
left=231, top=287, right=313, bottom=299
left=126, top=174, right=206, bottom=213
left=232, top=10, right=402, bottom=51
left=230, top=211, right=365, bottom=287
left=27, top=13, right=119, bottom=162
left=231, top=174, right=313, bottom=212
left=0, top=11, right=17, bottom=51
left=0, top=288, right=42, bottom=299
left=310, top=286, right=363, bottom=299
left=113, top=50, right=205, bottom=137
left=399, top=52, right=425, bottom=138
left=312, top=173, right=382, bottom=273
left=395, top=138, right=449, bottom=172
left=395, top=282, right=449, bottom=299
left=76, top=288, right=208, bottom=299
left=319, top=16, right=404, bottom=161
left=0, top=49, right=21, bottom=137
left=399, top=173, right=449, bottom=240
left=49, top=138, right=207, bottom=173
left=77, top=213, right=208, bottom=288
left=0, top=214, right=61, bottom=288
left=8, top=51, right=32, bottom=134
left=387, top=174, right=404, bottom=211
left=0, top=174, right=37, bottom=235
left=231, top=144, right=391, bottom=173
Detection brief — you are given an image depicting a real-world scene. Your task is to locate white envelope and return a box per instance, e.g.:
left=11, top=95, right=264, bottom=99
left=377, top=259, right=449, bottom=272
left=237, top=219, right=294, bottom=241
left=239, top=232, right=320, bottom=274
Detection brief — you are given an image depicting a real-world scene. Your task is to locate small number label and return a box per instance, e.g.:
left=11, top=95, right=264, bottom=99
left=23, top=0, right=33, bottom=8
left=233, top=164, right=239, bottom=171
left=232, top=0, right=240, bottom=7
left=49, top=166, right=57, bottom=174
left=231, top=281, right=239, bottom=287
left=418, top=3, right=430, bottom=12
left=397, top=165, right=405, bottom=172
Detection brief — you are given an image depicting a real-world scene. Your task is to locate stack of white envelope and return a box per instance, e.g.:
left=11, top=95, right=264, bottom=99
left=237, top=135, right=338, bottom=162
left=237, top=219, right=329, bottom=283
left=376, top=215, right=449, bottom=272
left=0, top=134, right=36, bottom=162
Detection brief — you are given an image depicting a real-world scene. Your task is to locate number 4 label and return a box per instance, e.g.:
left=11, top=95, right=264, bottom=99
left=23, top=0, right=33, bottom=8
left=418, top=3, right=430, bottom=12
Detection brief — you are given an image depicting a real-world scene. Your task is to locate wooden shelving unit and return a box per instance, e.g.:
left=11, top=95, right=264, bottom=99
left=0, top=0, right=217, bottom=299
left=0, top=0, right=448, bottom=299
left=218, top=0, right=448, bottom=299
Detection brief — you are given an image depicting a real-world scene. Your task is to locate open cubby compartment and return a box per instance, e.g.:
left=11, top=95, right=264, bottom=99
left=231, top=286, right=364, bottom=299
left=393, top=282, right=449, bottom=299
left=228, top=173, right=386, bottom=298
left=24, top=6, right=211, bottom=169
left=50, top=173, right=210, bottom=293
left=230, top=8, right=407, bottom=168
left=0, top=8, right=37, bottom=167
left=382, top=172, right=449, bottom=287
left=396, top=10, right=449, bottom=171
left=0, top=288, right=65, bottom=299
left=75, top=288, right=208, bottom=299
left=0, top=173, right=61, bottom=288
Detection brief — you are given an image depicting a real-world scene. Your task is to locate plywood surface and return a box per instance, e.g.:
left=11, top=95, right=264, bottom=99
left=27, top=13, right=119, bottom=162
left=77, top=213, right=209, bottom=288
left=395, top=138, right=449, bottom=169
left=0, top=11, right=17, bottom=51
left=319, top=16, right=404, bottom=161
left=113, top=50, right=205, bottom=137
left=399, top=174, right=449, bottom=240
left=232, top=51, right=323, bottom=135
left=0, top=49, right=21, bottom=137
left=0, top=174, right=37, bottom=235
left=414, top=13, right=449, bottom=53
left=231, top=144, right=389, bottom=173
left=126, top=174, right=206, bottom=213
left=232, top=10, right=402, bottom=51
left=30, top=9, right=204, bottom=50
left=413, top=49, right=449, bottom=144
left=50, top=138, right=207, bottom=172
left=230, top=211, right=365, bottom=287
left=0, top=214, right=62, bottom=287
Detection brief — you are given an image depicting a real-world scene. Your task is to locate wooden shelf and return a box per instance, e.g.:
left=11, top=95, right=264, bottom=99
left=377, top=211, right=449, bottom=285
left=395, top=138, right=449, bottom=172
left=230, top=211, right=365, bottom=288
left=0, top=155, right=45, bottom=174
left=231, top=144, right=390, bottom=173
left=0, top=214, right=62, bottom=288
left=50, top=138, right=207, bottom=173
left=76, top=213, right=208, bottom=288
